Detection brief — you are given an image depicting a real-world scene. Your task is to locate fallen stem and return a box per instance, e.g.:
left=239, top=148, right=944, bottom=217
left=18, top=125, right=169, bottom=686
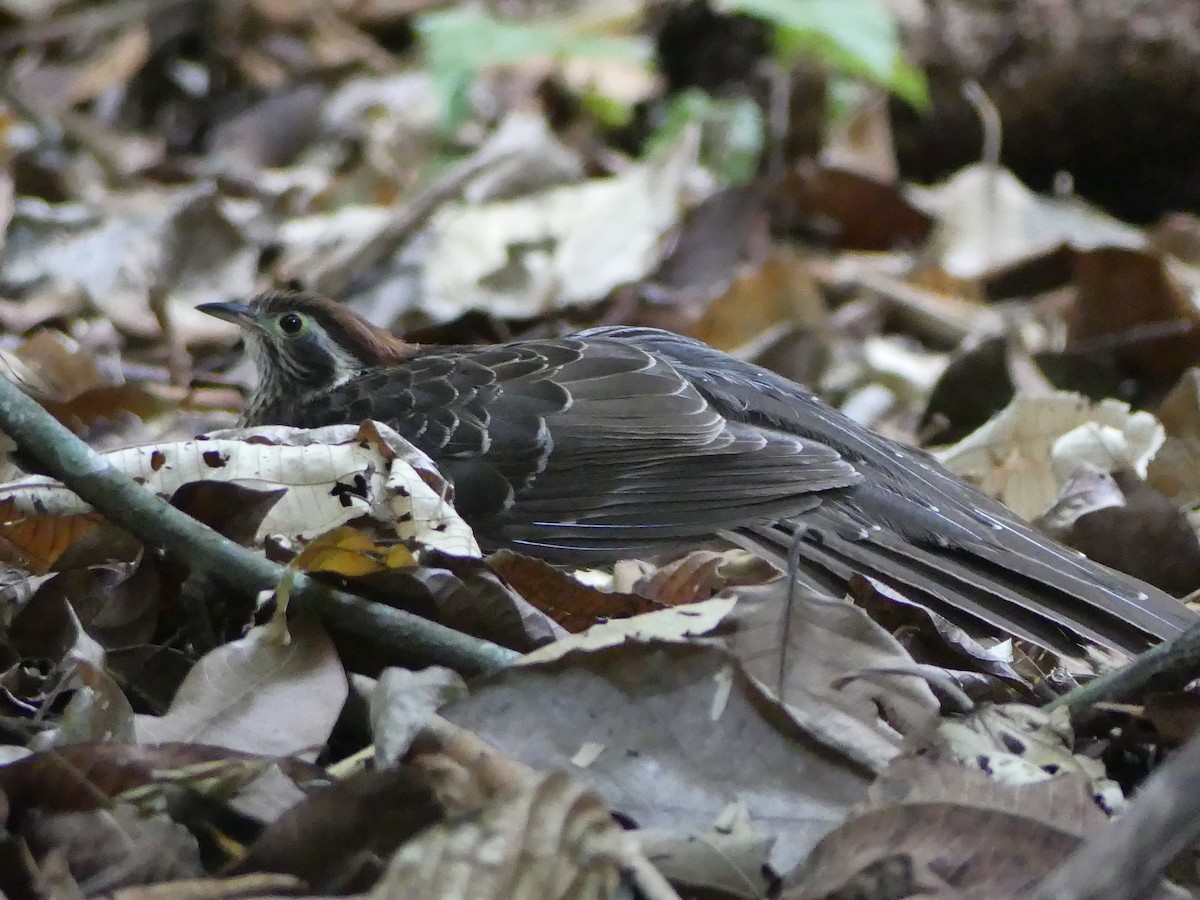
left=0, top=374, right=517, bottom=677
left=1045, top=620, right=1200, bottom=729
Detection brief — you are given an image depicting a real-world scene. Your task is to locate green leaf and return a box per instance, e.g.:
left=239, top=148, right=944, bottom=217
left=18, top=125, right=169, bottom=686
left=647, top=89, right=764, bottom=185
left=716, top=0, right=928, bottom=108
left=888, top=58, right=929, bottom=109
left=416, top=8, right=653, bottom=129
left=580, top=89, right=636, bottom=128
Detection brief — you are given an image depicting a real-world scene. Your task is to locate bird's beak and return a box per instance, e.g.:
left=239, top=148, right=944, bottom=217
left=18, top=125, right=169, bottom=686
left=197, top=301, right=258, bottom=329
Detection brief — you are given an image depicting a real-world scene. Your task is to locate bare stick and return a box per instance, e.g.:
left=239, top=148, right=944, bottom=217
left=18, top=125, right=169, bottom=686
left=0, top=375, right=517, bottom=676
left=1045, top=621, right=1200, bottom=730
left=308, top=149, right=518, bottom=297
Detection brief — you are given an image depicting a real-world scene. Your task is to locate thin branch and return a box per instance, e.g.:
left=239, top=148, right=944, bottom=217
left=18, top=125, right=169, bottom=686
left=1045, top=620, right=1200, bottom=730
left=0, top=0, right=199, bottom=52
left=308, top=148, right=521, bottom=297
left=0, top=374, right=517, bottom=677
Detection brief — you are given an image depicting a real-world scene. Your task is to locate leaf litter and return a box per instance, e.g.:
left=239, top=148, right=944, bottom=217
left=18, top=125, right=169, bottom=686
left=1, top=1, right=1200, bottom=898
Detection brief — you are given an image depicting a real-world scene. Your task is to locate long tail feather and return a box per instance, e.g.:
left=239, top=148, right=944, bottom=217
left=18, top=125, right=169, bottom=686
left=736, top=509, right=1192, bottom=656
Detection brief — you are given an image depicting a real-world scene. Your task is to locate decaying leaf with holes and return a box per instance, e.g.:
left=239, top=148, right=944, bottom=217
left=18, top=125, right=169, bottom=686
left=0, top=420, right=478, bottom=572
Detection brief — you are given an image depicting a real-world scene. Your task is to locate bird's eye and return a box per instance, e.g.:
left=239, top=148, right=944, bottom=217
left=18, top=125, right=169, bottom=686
left=279, top=313, right=304, bottom=335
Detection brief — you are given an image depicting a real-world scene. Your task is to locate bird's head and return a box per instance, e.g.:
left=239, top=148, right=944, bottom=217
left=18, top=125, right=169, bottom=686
left=199, top=292, right=415, bottom=390
left=198, top=292, right=414, bottom=413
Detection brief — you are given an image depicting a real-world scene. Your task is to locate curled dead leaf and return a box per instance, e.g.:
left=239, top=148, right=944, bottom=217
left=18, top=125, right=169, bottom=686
left=934, top=392, right=1164, bottom=520
left=0, top=421, right=479, bottom=571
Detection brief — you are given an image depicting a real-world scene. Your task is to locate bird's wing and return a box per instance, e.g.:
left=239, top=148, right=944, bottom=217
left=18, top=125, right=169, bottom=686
left=296, top=336, right=861, bottom=551
left=589, top=326, right=1194, bottom=651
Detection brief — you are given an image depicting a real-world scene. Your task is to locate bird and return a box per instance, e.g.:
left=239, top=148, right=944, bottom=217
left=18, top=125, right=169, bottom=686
left=198, top=292, right=1196, bottom=656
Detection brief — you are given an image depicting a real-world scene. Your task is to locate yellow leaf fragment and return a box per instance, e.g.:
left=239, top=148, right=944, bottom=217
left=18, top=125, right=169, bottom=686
left=289, top=525, right=417, bottom=579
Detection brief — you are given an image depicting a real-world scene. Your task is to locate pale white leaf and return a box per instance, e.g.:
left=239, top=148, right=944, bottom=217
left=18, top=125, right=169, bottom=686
left=934, top=393, right=1164, bottom=520
left=518, top=595, right=737, bottom=665
left=0, top=422, right=480, bottom=557
left=421, top=126, right=702, bottom=320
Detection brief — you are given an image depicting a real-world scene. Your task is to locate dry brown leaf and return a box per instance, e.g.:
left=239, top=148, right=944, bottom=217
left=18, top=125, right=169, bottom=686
left=1149, top=368, right=1200, bottom=513
left=1156, top=368, right=1200, bottom=441
left=47, top=383, right=185, bottom=434
left=371, top=771, right=624, bottom=900
left=409, top=713, right=540, bottom=812
left=1038, top=467, right=1200, bottom=597
left=371, top=666, right=468, bottom=768
left=642, top=185, right=767, bottom=308
left=1069, top=247, right=1200, bottom=388
left=0, top=327, right=187, bottom=446
left=22, top=803, right=202, bottom=893
left=134, top=614, right=348, bottom=758
left=465, top=578, right=929, bottom=783
left=0, top=499, right=101, bottom=572
left=206, top=84, right=325, bottom=174
left=819, top=89, right=897, bottom=183
left=18, top=560, right=159, bottom=651
left=1139, top=693, right=1200, bottom=747
left=723, top=580, right=940, bottom=771
left=630, top=547, right=778, bottom=607
left=1, top=329, right=110, bottom=400
left=59, top=25, right=151, bottom=109
left=691, top=254, right=826, bottom=353
left=783, top=756, right=1113, bottom=899
left=637, top=817, right=774, bottom=899
left=773, top=166, right=933, bottom=251
left=329, top=553, right=560, bottom=656
left=848, top=576, right=1044, bottom=704
left=0, top=283, right=86, bottom=335
left=443, top=642, right=871, bottom=873
left=32, top=657, right=136, bottom=750
left=8, top=589, right=136, bottom=750
left=0, top=743, right=309, bottom=821
left=1035, top=464, right=1128, bottom=536
left=920, top=335, right=1034, bottom=446
left=0, top=142, right=11, bottom=259
left=487, top=549, right=664, bottom=632
left=1, top=186, right=257, bottom=342
left=232, top=767, right=446, bottom=893
left=911, top=163, right=1143, bottom=279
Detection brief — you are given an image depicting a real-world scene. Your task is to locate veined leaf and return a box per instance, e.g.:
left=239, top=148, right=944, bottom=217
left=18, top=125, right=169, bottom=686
left=647, top=89, right=764, bottom=185
left=416, top=7, right=653, bottom=128
left=717, top=0, right=928, bottom=108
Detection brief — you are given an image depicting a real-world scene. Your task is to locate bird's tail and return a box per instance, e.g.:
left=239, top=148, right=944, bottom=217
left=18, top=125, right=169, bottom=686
left=735, top=505, right=1195, bottom=657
